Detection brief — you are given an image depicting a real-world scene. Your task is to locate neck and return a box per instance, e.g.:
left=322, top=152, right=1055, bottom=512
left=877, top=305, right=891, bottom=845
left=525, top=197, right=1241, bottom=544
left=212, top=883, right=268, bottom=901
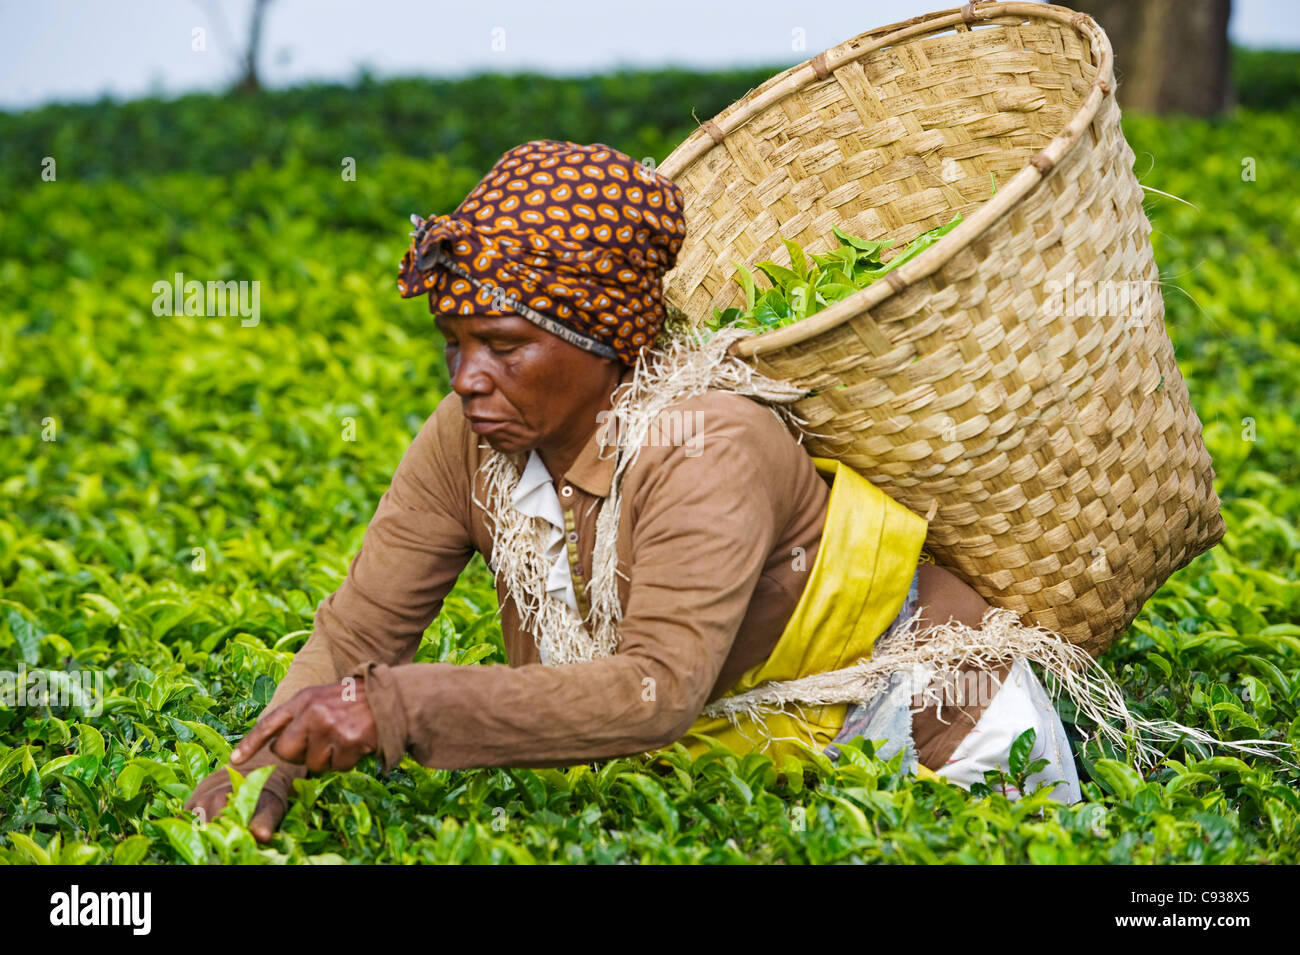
left=537, top=368, right=625, bottom=482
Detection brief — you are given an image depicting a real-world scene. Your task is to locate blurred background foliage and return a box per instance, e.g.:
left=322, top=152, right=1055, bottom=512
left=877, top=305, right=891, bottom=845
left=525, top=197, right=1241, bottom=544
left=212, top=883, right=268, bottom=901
left=2, top=49, right=1295, bottom=194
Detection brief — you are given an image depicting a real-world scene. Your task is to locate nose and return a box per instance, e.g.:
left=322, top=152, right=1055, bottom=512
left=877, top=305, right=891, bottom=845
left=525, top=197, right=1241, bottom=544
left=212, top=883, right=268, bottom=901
left=448, top=344, right=493, bottom=399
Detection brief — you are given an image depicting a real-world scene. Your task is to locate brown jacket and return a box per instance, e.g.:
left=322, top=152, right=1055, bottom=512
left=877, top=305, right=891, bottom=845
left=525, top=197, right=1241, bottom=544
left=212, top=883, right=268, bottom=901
left=253, top=365, right=834, bottom=785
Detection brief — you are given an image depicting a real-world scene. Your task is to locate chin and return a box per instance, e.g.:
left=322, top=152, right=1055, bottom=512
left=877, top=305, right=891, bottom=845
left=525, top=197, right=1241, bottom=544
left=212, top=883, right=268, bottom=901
left=482, top=431, right=530, bottom=455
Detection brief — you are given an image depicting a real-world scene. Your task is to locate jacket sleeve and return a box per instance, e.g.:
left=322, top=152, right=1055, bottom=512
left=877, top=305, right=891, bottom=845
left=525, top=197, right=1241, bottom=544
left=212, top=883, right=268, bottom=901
left=250, top=395, right=475, bottom=781
left=354, top=426, right=785, bottom=772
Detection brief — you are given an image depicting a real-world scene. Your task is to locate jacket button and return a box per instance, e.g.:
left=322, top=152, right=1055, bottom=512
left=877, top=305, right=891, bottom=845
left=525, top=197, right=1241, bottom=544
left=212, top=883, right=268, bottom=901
left=560, top=485, right=573, bottom=498
left=567, top=531, right=578, bottom=543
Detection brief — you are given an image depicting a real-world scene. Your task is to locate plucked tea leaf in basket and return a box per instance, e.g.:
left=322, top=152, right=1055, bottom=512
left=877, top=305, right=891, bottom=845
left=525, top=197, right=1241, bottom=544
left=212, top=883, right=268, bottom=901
left=704, top=213, right=962, bottom=335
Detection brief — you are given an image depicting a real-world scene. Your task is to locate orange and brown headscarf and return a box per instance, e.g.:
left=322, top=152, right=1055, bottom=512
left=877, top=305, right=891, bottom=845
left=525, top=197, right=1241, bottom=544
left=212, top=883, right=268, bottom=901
left=398, top=140, right=686, bottom=367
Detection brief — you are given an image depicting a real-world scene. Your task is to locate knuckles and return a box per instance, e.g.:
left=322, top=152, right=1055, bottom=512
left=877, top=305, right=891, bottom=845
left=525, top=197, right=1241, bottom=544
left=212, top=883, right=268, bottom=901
left=247, top=683, right=374, bottom=771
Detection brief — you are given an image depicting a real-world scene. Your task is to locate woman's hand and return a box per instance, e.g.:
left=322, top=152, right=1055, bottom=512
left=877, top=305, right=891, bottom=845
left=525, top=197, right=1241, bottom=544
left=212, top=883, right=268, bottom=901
left=186, top=678, right=379, bottom=844
left=230, top=679, right=379, bottom=774
left=184, top=748, right=294, bottom=844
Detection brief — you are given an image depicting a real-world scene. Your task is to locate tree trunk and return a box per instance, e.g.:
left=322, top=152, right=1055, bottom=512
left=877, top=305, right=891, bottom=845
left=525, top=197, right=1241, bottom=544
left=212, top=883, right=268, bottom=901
left=1062, top=0, right=1233, bottom=116
left=234, top=0, right=272, bottom=95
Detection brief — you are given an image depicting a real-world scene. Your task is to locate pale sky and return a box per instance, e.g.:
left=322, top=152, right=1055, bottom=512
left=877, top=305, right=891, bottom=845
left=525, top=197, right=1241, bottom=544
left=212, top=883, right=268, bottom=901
left=2, top=0, right=1297, bottom=111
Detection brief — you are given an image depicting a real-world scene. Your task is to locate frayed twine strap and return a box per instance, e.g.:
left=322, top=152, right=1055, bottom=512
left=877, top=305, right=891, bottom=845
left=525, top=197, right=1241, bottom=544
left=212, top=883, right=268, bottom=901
left=701, top=605, right=1299, bottom=772
left=472, top=325, right=808, bottom=666
left=472, top=449, right=616, bottom=665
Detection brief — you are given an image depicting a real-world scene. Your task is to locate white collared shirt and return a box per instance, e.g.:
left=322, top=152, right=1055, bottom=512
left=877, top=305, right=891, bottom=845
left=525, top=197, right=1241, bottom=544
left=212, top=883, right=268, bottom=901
left=509, top=450, right=580, bottom=623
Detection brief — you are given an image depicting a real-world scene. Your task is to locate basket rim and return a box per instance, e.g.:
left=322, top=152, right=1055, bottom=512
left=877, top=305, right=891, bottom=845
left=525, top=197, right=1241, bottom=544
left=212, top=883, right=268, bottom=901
left=657, top=1, right=1116, bottom=360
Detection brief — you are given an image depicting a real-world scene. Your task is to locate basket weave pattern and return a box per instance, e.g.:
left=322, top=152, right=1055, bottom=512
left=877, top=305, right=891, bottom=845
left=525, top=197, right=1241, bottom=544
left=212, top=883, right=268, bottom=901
left=659, top=2, right=1224, bottom=656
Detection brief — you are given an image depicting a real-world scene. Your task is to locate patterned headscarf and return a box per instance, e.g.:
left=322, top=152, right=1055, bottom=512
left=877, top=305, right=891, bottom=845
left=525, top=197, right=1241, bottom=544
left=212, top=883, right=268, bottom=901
left=398, top=140, right=687, bottom=367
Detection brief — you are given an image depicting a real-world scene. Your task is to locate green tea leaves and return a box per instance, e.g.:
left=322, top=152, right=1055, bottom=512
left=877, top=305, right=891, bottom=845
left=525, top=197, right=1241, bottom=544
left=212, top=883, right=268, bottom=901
left=706, top=214, right=963, bottom=335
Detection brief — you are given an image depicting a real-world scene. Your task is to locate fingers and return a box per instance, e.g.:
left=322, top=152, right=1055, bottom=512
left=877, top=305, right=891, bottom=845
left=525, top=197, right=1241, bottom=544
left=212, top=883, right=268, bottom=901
left=266, top=699, right=344, bottom=773
left=184, top=789, right=229, bottom=826
left=184, top=769, right=236, bottom=825
left=186, top=766, right=288, bottom=845
left=231, top=702, right=297, bottom=763
left=234, top=682, right=375, bottom=774
left=308, top=743, right=336, bottom=776
left=287, top=718, right=348, bottom=774
left=272, top=710, right=312, bottom=767
left=248, top=791, right=286, bottom=845
left=275, top=688, right=373, bottom=773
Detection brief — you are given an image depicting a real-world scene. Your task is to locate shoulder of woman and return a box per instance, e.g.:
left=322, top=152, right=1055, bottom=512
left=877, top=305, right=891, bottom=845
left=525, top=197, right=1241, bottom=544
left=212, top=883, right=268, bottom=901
left=405, top=391, right=484, bottom=485
left=616, top=390, right=809, bottom=495
left=660, top=389, right=803, bottom=452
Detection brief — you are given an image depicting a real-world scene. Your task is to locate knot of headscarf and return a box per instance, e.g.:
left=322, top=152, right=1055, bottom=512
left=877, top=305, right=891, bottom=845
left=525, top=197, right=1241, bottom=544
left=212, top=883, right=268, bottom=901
left=397, top=140, right=687, bottom=367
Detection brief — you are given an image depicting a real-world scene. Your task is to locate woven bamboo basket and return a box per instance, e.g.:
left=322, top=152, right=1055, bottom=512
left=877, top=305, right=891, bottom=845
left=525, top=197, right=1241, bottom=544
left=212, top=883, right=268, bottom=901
left=658, top=1, right=1224, bottom=657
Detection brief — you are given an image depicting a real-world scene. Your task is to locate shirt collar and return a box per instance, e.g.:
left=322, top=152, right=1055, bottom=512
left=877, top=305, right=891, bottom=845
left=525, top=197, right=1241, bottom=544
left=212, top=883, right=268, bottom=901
left=510, top=449, right=567, bottom=528
left=513, top=447, right=556, bottom=501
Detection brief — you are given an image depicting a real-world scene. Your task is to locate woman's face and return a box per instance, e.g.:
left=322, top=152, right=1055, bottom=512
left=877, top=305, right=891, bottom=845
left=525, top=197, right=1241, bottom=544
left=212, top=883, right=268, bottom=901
left=435, top=313, right=622, bottom=455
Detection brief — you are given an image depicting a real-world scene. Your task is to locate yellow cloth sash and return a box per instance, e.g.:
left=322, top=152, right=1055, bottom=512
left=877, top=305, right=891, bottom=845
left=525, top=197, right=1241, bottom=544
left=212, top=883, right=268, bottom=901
left=651, top=456, right=936, bottom=777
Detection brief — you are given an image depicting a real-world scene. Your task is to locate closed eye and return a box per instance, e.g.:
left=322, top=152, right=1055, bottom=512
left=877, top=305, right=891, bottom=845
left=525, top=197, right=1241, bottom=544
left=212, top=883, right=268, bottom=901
left=478, top=335, right=524, bottom=354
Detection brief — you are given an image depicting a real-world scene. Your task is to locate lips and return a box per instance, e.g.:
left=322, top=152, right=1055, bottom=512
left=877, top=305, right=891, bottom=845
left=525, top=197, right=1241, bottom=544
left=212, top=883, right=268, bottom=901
left=466, top=415, right=511, bottom=434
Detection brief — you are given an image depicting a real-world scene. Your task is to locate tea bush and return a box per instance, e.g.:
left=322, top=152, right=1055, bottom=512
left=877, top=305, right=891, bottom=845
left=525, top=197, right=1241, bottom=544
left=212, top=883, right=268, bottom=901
left=1, top=67, right=1298, bottom=864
